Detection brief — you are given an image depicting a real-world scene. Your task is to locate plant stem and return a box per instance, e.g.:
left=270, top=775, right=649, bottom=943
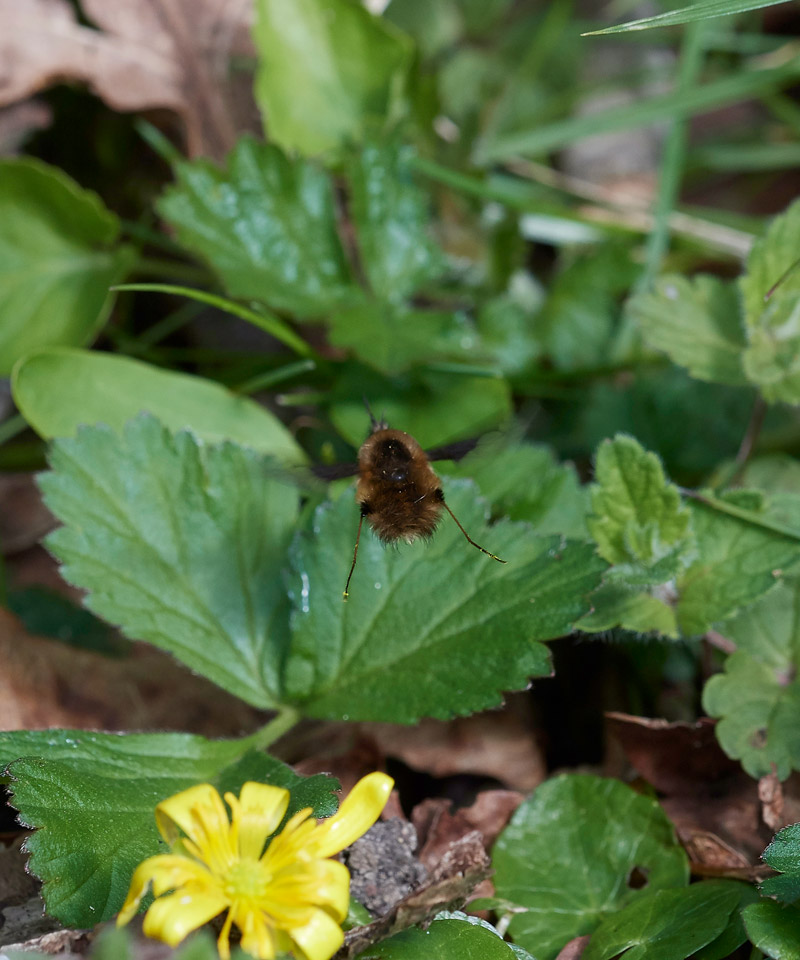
left=243, top=707, right=302, bottom=752
left=235, top=360, right=317, bottom=395
left=680, top=487, right=800, bottom=542
left=0, top=414, right=28, bottom=447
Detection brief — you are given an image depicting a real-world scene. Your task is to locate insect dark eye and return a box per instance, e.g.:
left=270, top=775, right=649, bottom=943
left=389, top=467, right=407, bottom=482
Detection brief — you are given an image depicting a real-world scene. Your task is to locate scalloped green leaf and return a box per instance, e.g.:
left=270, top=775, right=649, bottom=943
left=13, top=348, right=304, bottom=463
left=628, top=274, right=747, bottom=386
left=253, top=0, right=413, bottom=157
left=589, top=435, right=694, bottom=579
left=703, top=581, right=800, bottom=779
left=442, top=439, right=588, bottom=540
left=283, top=482, right=606, bottom=723
left=38, top=417, right=300, bottom=709
left=676, top=495, right=800, bottom=637
left=348, top=141, right=444, bottom=303
left=582, top=882, right=744, bottom=960
left=157, top=137, right=354, bottom=317
left=760, top=823, right=800, bottom=904
left=0, top=158, right=135, bottom=375
left=0, top=729, right=337, bottom=928
left=493, top=774, right=688, bottom=960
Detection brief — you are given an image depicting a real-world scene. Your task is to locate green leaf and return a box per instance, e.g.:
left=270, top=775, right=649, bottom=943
left=253, top=0, right=413, bottom=157
left=703, top=581, right=800, bottom=779
left=12, top=348, right=305, bottom=463
left=578, top=582, right=679, bottom=639
left=582, top=882, right=742, bottom=960
left=39, top=417, right=300, bottom=709
left=0, top=157, right=135, bottom=375
left=740, top=198, right=800, bottom=330
left=330, top=364, right=512, bottom=449
left=740, top=199, right=800, bottom=403
left=493, top=774, right=688, bottom=960
left=283, top=482, right=606, bottom=723
left=628, top=274, right=748, bottom=386
left=442, top=439, right=588, bottom=540
left=6, top=586, right=124, bottom=656
left=742, top=293, right=800, bottom=404
left=761, top=823, right=800, bottom=904
left=0, top=729, right=337, bottom=927
left=742, top=900, right=800, bottom=959
left=157, top=137, right=353, bottom=317
left=328, top=303, right=476, bottom=375
left=588, top=435, right=694, bottom=579
left=584, top=0, right=792, bottom=35
left=535, top=245, right=638, bottom=371
left=348, top=142, right=444, bottom=302
left=356, top=915, right=521, bottom=959
left=676, top=494, right=800, bottom=636
left=693, top=881, right=760, bottom=960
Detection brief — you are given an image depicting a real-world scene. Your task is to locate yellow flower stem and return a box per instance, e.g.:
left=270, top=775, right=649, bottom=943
left=242, top=707, right=302, bottom=752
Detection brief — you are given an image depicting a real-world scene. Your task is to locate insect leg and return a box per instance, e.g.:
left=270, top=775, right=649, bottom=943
left=440, top=493, right=507, bottom=564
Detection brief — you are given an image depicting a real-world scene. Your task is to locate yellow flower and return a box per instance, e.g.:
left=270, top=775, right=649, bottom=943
left=117, top=772, right=393, bottom=960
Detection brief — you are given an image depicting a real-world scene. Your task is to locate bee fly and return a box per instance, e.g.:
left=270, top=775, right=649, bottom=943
left=335, top=409, right=507, bottom=600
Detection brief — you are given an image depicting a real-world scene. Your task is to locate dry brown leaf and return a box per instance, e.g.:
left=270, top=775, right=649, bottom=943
left=0, top=473, right=55, bottom=555
left=0, top=607, right=263, bottom=735
left=606, top=710, right=794, bottom=878
left=0, top=100, right=52, bottom=154
left=0, top=0, right=257, bottom=159
left=366, top=700, right=546, bottom=793
left=413, top=790, right=523, bottom=870
left=759, top=771, right=786, bottom=833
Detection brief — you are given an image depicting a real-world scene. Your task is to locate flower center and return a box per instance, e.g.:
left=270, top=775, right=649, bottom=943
left=223, top=858, right=272, bottom=900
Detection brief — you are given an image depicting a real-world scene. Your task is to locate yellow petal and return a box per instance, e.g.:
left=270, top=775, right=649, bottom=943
left=288, top=907, right=345, bottom=960
left=142, top=888, right=229, bottom=947
left=310, top=773, right=393, bottom=858
left=270, top=859, right=351, bottom=924
left=155, top=783, right=229, bottom=847
left=117, top=853, right=210, bottom=927
left=227, top=782, right=290, bottom=860
left=237, top=903, right=278, bottom=960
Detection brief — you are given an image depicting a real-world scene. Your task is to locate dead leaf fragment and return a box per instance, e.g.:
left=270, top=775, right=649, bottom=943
left=0, top=0, right=256, bottom=159
left=0, top=607, right=263, bottom=736
left=555, top=936, right=591, bottom=960
left=759, top=772, right=786, bottom=833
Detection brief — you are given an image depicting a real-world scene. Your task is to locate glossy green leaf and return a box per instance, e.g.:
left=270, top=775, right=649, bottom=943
left=39, top=418, right=300, bottom=709
left=348, top=142, right=444, bottom=302
left=584, top=0, right=792, bottom=35
left=157, top=138, right=353, bottom=317
left=628, top=275, right=748, bottom=386
left=589, top=435, right=694, bottom=580
left=356, top=915, right=521, bottom=959
left=693, top=881, right=760, bottom=960
left=582, top=882, right=742, bottom=960
left=0, top=157, right=135, bottom=375
left=253, top=0, right=413, bottom=157
left=12, top=348, right=305, bottom=463
left=761, top=823, right=800, bottom=904
left=283, top=482, right=606, bottom=723
left=676, top=494, right=800, bottom=636
left=493, top=774, right=688, bottom=960
left=703, top=581, right=800, bottom=779
left=743, top=900, right=800, bottom=959
left=1, top=729, right=337, bottom=927
left=330, top=365, right=512, bottom=449
left=442, top=439, right=588, bottom=540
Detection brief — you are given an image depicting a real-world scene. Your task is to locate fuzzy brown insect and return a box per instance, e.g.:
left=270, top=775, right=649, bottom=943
left=343, top=416, right=507, bottom=600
